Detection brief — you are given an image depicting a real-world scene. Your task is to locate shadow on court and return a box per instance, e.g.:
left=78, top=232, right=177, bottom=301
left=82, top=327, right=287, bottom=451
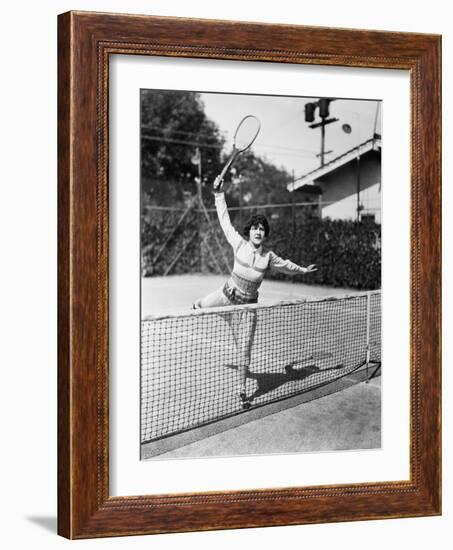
left=142, top=365, right=381, bottom=460
left=225, top=362, right=346, bottom=402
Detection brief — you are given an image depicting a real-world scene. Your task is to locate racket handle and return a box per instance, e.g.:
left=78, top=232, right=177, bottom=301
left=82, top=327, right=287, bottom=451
left=219, top=149, right=239, bottom=180
left=212, top=175, right=224, bottom=192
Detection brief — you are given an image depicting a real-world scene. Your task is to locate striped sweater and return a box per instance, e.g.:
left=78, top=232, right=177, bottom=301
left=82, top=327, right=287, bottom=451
left=215, top=192, right=307, bottom=299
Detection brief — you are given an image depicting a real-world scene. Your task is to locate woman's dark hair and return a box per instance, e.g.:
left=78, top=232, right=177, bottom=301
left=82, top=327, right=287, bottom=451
left=243, top=214, right=270, bottom=238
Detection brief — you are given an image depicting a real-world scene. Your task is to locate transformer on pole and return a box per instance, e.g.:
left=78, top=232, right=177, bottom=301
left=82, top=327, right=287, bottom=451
left=304, top=98, right=338, bottom=167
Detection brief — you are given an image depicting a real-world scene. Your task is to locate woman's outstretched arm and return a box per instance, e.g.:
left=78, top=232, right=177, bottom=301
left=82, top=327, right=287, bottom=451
left=213, top=177, right=243, bottom=249
left=269, top=251, right=317, bottom=275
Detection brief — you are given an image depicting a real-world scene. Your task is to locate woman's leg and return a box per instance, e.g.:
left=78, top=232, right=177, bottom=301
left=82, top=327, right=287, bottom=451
left=229, top=309, right=257, bottom=408
left=193, top=288, right=257, bottom=409
left=192, top=287, right=230, bottom=309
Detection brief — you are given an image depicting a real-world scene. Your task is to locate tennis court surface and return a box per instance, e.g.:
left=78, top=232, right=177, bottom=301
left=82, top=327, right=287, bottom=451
left=141, top=275, right=381, bottom=458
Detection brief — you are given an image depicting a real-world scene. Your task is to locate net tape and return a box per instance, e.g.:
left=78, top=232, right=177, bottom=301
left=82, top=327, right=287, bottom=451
left=141, top=291, right=381, bottom=444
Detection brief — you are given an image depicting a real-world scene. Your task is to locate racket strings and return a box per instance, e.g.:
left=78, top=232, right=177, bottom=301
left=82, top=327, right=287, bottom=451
left=234, top=115, right=261, bottom=152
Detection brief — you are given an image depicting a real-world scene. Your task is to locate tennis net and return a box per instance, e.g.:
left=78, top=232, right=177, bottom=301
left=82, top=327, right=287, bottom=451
left=141, top=291, right=381, bottom=444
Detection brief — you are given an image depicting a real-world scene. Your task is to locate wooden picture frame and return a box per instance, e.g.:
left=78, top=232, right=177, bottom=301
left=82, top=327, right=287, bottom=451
left=58, top=11, right=441, bottom=539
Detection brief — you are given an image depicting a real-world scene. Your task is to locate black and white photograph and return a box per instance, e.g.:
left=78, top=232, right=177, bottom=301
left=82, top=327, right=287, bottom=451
left=2, top=0, right=446, bottom=546
left=140, top=90, right=382, bottom=460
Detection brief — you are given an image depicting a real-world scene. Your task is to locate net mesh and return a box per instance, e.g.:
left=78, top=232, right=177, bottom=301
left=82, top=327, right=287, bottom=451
left=369, top=291, right=381, bottom=364
left=141, top=291, right=381, bottom=444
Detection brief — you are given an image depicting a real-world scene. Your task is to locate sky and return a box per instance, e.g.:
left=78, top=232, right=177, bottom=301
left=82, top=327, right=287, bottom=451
left=200, top=92, right=381, bottom=181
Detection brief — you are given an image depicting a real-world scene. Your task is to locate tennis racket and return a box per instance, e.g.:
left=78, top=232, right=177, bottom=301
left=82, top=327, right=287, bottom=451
left=214, top=115, right=261, bottom=190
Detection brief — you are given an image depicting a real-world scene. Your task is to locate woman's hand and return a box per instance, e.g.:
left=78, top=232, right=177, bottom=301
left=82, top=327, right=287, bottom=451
left=212, top=175, right=224, bottom=192
left=305, top=264, right=317, bottom=273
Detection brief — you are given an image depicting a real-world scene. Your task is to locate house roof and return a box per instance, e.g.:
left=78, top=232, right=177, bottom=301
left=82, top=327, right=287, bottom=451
left=288, top=136, right=381, bottom=192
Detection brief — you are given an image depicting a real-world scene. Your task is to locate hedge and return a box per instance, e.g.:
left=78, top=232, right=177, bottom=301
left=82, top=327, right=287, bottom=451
left=142, top=209, right=381, bottom=290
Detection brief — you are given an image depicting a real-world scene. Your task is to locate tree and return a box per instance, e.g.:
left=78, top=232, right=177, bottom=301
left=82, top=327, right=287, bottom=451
left=225, top=150, right=293, bottom=207
left=141, top=90, right=225, bottom=205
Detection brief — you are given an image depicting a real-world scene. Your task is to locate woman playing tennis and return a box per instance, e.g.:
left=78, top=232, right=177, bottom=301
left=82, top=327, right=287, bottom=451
left=193, top=176, right=316, bottom=308
left=193, top=174, right=316, bottom=408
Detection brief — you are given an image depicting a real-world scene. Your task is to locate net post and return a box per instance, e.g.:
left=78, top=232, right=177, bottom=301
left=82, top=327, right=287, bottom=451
left=365, top=291, right=371, bottom=382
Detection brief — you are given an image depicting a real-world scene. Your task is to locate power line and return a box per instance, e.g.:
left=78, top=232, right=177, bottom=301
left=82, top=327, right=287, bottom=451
left=143, top=124, right=317, bottom=154
left=145, top=200, right=341, bottom=212
left=142, top=133, right=316, bottom=158
left=141, top=124, right=227, bottom=140
left=254, top=141, right=317, bottom=154
left=258, top=149, right=316, bottom=159
left=142, top=134, right=223, bottom=150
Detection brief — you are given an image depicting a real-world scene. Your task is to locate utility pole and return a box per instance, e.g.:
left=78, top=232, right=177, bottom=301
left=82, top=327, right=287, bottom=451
left=192, top=147, right=205, bottom=272
left=304, top=98, right=338, bottom=167
left=356, top=150, right=361, bottom=222
left=239, top=175, right=243, bottom=227
left=291, top=170, right=296, bottom=245
left=194, top=147, right=202, bottom=200
left=342, top=114, right=362, bottom=222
